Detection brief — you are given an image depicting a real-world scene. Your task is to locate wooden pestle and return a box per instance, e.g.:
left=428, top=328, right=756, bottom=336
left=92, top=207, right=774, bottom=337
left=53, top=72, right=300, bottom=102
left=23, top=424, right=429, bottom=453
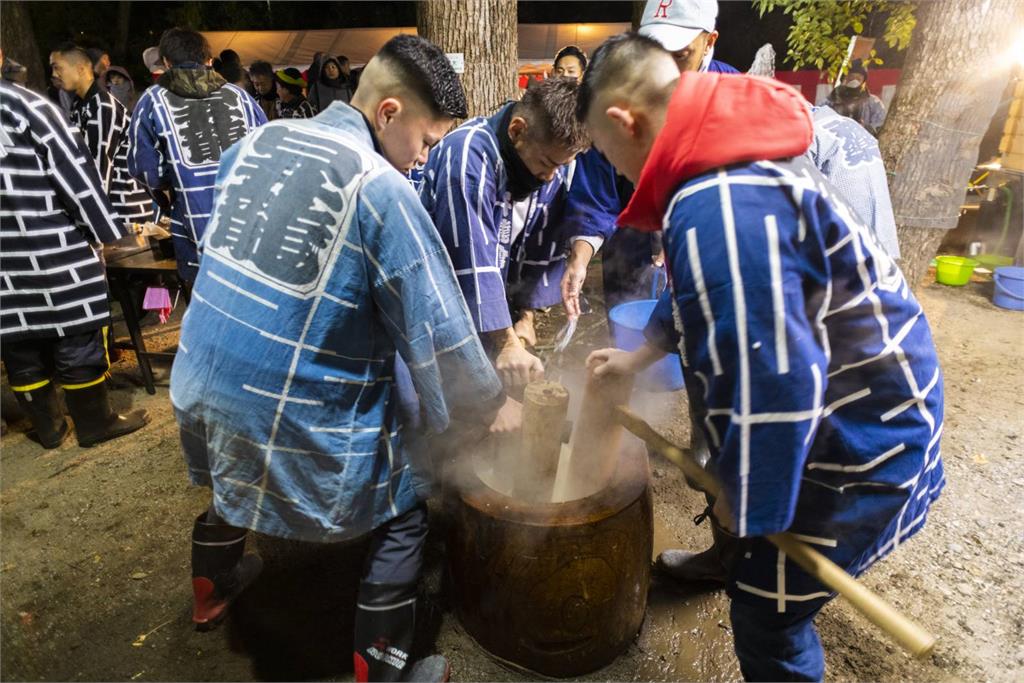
left=513, top=380, right=570, bottom=502
left=564, top=371, right=634, bottom=499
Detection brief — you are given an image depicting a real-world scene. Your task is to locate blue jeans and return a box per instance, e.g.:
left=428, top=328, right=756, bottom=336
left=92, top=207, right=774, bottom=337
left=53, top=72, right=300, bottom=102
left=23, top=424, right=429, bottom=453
left=730, top=598, right=828, bottom=682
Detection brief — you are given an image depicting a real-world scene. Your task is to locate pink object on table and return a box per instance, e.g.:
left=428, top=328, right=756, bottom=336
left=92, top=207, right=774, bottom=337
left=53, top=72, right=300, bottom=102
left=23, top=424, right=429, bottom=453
left=142, top=286, right=173, bottom=323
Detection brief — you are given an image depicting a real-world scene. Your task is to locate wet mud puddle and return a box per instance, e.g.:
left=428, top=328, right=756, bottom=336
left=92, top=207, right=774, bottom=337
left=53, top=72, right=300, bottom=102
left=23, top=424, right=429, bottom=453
left=631, top=516, right=741, bottom=682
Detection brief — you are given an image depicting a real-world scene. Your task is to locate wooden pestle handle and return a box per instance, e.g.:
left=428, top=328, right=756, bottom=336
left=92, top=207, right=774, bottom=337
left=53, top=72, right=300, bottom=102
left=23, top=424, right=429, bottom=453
left=767, top=532, right=936, bottom=657
left=614, top=405, right=936, bottom=659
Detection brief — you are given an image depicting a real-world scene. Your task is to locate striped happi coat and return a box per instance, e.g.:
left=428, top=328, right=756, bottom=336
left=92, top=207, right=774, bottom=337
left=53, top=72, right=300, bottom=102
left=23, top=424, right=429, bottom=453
left=418, top=103, right=571, bottom=333
left=0, top=81, right=123, bottom=341
left=170, top=102, right=502, bottom=542
left=649, top=157, right=944, bottom=612
left=128, top=69, right=265, bottom=280
left=70, top=82, right=152, bottom=225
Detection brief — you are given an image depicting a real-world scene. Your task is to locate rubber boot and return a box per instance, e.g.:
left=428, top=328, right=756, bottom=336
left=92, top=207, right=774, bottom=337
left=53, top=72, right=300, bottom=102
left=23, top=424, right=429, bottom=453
left=191, top=513, right=263, bottom=631
left=655, top=506, right=740, bottom=587
left=354, top=581, right=433, bottom=682
left=13, top=383, right=70, bottom=449
left=63, top=380, right=150, bottom=447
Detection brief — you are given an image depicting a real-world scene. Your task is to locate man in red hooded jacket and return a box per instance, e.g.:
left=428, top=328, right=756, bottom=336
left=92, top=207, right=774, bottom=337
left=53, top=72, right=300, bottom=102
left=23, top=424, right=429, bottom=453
left=578, top=34, right=944, bottom=681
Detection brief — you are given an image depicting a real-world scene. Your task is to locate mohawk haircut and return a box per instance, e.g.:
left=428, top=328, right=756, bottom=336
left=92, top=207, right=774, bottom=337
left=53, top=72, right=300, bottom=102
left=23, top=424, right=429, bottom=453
left=554, top=45, right=588, bottom=72
left=53, top=43, right=93, bottom=66
left=514, top=77, right=590, bottom=153
left=577, top=32, right=668, bottom=122
left=376, top=35, right=467, bottom=119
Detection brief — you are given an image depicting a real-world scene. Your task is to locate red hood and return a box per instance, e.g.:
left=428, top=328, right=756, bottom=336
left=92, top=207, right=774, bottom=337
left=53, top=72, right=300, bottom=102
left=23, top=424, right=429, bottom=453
left=618, top=72, right=813, bottom=232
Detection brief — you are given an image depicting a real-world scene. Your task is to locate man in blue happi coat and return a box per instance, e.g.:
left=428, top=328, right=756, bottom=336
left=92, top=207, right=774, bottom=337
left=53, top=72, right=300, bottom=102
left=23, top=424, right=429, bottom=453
left=579, top=35, right=944, bottom=680
left=171, top=35, right=519, bottom=682
left=418, top=78, right=589, bottom=387
left=128, top=28, right=266, bottom=281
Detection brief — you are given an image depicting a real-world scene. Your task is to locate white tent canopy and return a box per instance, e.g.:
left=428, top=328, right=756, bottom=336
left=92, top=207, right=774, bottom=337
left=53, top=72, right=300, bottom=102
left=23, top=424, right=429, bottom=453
left=202, top=23, right=631, bottom=69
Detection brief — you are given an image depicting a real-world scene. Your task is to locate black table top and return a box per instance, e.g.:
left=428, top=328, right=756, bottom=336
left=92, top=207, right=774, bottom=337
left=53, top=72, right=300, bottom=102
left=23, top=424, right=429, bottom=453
left=103, top=235, right=151, bottom=264
left=105, top=248, right=178, bottom=274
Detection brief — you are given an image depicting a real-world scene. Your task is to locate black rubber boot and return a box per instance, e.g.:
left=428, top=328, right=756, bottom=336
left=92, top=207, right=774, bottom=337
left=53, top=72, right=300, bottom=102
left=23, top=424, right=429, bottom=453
left=655, top=506, right=740, bottom=587
left=63, top=380, right=150, bottom=447
left=191, top=513, right=263, bottom=631
left=354, top=581, right=423, bottom=682
left=13, top=383, right=70, bottom=449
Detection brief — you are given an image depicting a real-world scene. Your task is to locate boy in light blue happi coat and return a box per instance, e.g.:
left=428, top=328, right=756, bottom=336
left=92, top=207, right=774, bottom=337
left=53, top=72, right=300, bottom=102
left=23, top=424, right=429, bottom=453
left=171, top=35, right=519, bottom=683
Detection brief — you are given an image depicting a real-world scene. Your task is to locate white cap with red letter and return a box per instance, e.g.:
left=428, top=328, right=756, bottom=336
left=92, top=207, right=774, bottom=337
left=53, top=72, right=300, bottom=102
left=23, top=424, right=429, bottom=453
left=638, top=0, right=719, bottom=52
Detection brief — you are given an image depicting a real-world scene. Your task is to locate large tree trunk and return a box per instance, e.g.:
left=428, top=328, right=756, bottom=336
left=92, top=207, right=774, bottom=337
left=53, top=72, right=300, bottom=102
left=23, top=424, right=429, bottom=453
left=631, top=1, right=646, bottom=31
left=113, top=1, right=133, bottom=67
left=879, top=0, right=1023, bottom=288
left=0, top=0, right=45, bottom=93
left=416, top=0, right=518, bottom=118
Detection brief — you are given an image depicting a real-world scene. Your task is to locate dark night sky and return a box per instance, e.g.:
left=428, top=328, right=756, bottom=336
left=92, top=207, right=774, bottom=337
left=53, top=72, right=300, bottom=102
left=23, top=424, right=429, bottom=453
left=23, top=1, right=903, bottom=86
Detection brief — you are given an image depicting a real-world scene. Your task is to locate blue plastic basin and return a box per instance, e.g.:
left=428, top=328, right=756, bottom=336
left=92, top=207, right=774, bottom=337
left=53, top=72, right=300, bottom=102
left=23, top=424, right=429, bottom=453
left=608, top=299, right=685, bottom=392
left=993, top=266, right=1024, bottom=311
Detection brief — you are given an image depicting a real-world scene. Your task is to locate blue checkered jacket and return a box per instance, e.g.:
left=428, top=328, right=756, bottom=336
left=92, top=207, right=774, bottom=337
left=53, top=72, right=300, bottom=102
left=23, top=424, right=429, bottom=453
left=171, top=102, right=502, bottom=542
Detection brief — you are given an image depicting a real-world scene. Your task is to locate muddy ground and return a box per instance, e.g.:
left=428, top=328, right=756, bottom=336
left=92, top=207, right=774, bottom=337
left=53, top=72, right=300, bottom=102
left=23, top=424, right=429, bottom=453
left=1, top=267, right=1022, bottom=682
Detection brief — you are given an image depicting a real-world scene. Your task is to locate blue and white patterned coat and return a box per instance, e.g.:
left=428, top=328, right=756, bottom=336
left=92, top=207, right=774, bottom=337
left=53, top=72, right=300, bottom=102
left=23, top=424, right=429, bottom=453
left=649, top=157, right=944, bottom=611
left=127, top=69, right=266, bottom=280
left=418, top=103, right=571, bottom=333
left=807, top=106, right=899, bottom=259
left=170, top=102, right=503, bottom=542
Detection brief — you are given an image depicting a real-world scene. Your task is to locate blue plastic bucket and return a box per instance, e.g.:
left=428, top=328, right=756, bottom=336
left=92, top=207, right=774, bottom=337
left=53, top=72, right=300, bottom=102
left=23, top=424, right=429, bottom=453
left=607, top=269, right=685, bottom=392
left=992, top=266, right=1024, bottom=311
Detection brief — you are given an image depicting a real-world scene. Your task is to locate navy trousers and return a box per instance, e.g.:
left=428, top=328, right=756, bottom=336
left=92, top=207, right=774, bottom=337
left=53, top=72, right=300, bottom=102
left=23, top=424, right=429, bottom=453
left=730, top=597, right=828, bottom=682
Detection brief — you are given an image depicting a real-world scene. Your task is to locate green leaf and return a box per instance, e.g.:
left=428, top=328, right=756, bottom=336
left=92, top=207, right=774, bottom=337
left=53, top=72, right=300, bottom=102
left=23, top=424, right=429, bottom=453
left=761, top=0, right=915, bottom=78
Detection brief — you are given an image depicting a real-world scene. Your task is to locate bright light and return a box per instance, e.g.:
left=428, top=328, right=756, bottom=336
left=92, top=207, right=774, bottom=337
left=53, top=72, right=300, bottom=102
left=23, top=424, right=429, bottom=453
left=1012, top=33, right=1024, bottom=67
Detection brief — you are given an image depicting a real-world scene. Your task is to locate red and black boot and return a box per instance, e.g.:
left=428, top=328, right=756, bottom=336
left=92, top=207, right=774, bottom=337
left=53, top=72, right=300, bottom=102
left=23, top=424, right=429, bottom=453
left=353, top=582, right=450, bottom=682
left=190, top=513, right=263, bottom=631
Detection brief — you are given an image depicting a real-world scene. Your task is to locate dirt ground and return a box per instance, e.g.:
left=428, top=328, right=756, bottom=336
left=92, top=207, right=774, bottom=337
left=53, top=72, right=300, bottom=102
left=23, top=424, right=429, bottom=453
left=1, top=267, right=1022, bottom=682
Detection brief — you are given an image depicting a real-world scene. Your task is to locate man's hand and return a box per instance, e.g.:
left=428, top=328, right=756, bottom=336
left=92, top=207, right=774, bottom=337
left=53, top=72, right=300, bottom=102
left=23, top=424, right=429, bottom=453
left=497, top=344, right=545, bottom=388
left=490, top=328, right=544, bottom=388
left=561, top=240, right=595, bottom=320
left=487, top=395, right=523, bottom=434
left=586, top=343, right=667, bottom=377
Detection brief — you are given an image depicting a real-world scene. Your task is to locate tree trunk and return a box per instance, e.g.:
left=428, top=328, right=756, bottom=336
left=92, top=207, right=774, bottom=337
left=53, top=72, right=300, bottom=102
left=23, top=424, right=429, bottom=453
left=878, top=0, right=1023, bottom=288
left=416, top=0, right=517, bottom=118
left=631, top=1, right=646, bottom=31
left=0, top=0, right=46, bottom=93
left=113, top=1, right=133, bottom=67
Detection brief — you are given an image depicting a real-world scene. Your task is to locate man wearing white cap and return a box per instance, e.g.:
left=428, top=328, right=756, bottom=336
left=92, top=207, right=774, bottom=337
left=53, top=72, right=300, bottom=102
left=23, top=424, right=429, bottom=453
left=562, top=0, right=898, bottom=317
left=637, top=0, right=899, bottom=260
left=637, top=0, right=738, bottom=74
left=560, top=0, right=739, bottom=323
